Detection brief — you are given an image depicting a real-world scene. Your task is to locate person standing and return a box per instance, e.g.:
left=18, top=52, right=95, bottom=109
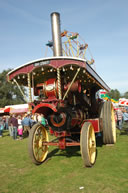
left=0, top=117, right=4, bottom=137
left=122, top=108, right=128, bottom=121
left=17, top=116, right=23, bottom=140
left=116, top=108, right=123, bottom=131
left=33, top=113, right=38, bottom=123
left=21, top=113, right=33, bottom=136
left=5, top=116, right=9, bottom=130
left=41, top=114, right=47, bottom=126
left=122, top=108, right=128, bottom=132
left=8, top=114, right=13, bottom=137
left=9, top=114, right=18, bottom=140
left=37, top=113, right=42, bottom=123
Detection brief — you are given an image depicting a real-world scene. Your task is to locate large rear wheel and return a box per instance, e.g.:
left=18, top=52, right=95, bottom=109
left=28, top=123, right=49, bottom=165
left=80, top=122, right=96, bottom=167
left=100, top=101, right=116, bottom=144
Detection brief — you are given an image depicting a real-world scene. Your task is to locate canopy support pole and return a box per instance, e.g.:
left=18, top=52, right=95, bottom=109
left=57, top=68, right=62, bottom=99
left=13, top=79, right=28, bottom=103
left=27, top=73, right=32, bottom=103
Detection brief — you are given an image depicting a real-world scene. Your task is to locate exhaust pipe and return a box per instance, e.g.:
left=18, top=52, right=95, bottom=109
left=51, top=12, right=62, bottom=56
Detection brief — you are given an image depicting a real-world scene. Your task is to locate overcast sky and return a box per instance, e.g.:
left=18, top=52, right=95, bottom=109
left=0, top=0, right=128, bottom=93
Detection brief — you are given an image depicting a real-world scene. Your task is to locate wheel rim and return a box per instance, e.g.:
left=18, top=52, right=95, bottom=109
left=32, top=125, right=49, bottom=162
left=111, top=104, right=116, bottom=143
left=88, top=125, right=96, bottom=164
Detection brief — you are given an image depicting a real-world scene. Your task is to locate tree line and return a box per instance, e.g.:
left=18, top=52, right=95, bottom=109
left=0, top=69, right=128, bottom=107
left=0, top=69, right=26, bottom=107
left=108, top=89, right=128, bottom=100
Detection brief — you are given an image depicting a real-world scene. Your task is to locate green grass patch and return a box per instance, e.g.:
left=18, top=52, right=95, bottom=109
left=0, top=130, right=128, bottom=193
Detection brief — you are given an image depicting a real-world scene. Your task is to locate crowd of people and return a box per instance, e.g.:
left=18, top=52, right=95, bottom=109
left=0, top=113, right=47, bottom=139
left=115, top=107, right=128, bottom=132
left=0, top=107, right=128, bottom=138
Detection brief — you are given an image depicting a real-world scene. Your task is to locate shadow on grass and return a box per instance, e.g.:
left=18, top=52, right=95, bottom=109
left=45, top=145, right=99, bottom=168
left=2, top=129, right=30, bottom=139
left=2, top=130, right=10, bottom=137
left=96, top=136, right=103, bottom=147
left=45, top=135, right=104, bottom=163
left=23, top=131, right=29, bottom=139
left=117, top=126, right=128, bottom=136
left=46, top=139, right=101, bottom=158
left=120, top=130, right=128, bottom=135
left=47, top=146, right=81, bottom=161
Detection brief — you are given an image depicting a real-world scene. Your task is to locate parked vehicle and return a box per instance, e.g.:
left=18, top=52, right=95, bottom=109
left=7, top=12, right=116, bottom=167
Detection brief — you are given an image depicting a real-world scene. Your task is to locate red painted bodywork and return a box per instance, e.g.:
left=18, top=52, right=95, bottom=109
left=64, top=81, right=81, bottom=93
left=7, top=58, right=85, bottom=81
left=43, top=131, right=80, bottom=149
left=7, top=57, right=109, bottom=151
left=44, top=78, right=58, bottom=99
left=84, top=119, right=100, bottom=133
left=32, top=103, right=57, bottom=116
left=44, top=118, right=101, bottom=150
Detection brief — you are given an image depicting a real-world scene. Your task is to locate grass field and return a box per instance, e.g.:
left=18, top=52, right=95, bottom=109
left=0, top=129, right=128, bottom=193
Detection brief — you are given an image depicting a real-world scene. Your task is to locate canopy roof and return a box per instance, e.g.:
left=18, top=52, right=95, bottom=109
left=7, top=56, right=110, bottom=92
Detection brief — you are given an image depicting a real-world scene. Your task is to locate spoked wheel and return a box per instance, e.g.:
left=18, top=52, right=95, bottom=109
left=100, top=101, right=116, bottom=144
left=28, top=123, right=49, bottom=165
left=80, top=122, right=96, bottom=167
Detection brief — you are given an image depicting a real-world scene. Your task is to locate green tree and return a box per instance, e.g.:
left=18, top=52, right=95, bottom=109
left=0, top=69, right=27, bottom=107
left=122, top=91, right=128, bottom=99
left=108, top=89, right=121, bottom=100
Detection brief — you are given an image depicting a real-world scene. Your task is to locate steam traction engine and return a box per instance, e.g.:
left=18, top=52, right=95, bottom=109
left=7, top=13, right=116, bottom=167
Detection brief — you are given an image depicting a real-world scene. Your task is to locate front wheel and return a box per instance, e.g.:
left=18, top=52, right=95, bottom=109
left=28, top=123, right=49, bottom=165
left=80, top=122, right=96, bottom=167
